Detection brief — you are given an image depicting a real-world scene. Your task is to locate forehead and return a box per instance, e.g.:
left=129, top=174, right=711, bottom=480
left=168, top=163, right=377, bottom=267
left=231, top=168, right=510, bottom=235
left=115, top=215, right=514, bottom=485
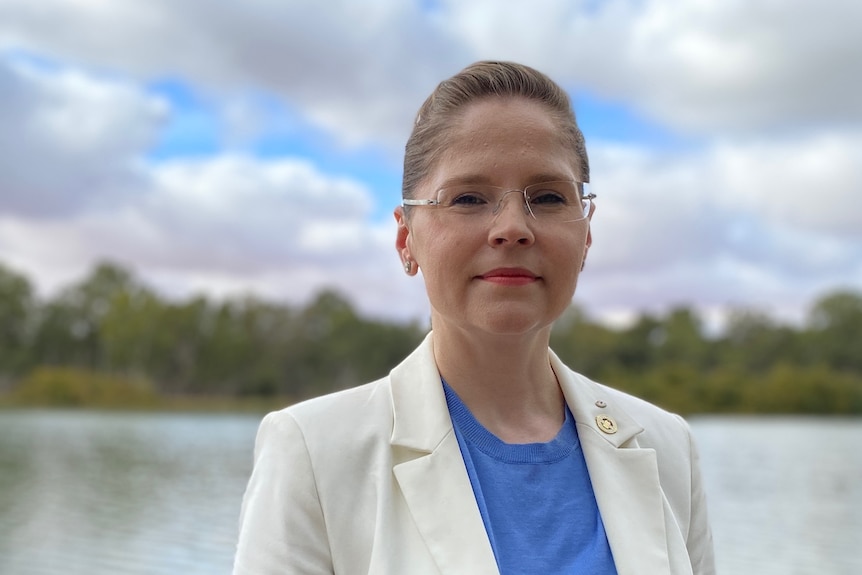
left=456, top=96, right=559, bottom=132
left=431, top=97, right=580, bottom=186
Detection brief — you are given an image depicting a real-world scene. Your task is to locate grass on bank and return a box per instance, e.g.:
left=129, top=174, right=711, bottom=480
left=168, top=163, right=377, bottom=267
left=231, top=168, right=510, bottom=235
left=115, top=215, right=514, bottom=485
left=0, top=367, right=294, bottom=413
left=3, top=364, right=862, bottom=415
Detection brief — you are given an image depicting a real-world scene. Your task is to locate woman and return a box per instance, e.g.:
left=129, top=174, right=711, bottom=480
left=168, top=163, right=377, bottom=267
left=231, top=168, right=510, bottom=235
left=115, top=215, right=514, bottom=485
left=233, top=61, right=715, bottom=575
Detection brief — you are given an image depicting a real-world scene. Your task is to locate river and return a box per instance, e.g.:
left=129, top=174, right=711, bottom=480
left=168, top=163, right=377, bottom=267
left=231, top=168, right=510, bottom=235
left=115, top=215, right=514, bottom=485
left=0, top=410, right=859, bottom=574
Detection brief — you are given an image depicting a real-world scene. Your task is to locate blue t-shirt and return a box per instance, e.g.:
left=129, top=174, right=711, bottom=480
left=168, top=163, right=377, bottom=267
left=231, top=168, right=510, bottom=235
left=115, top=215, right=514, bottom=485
left=443, top=381, right=617, bottom=575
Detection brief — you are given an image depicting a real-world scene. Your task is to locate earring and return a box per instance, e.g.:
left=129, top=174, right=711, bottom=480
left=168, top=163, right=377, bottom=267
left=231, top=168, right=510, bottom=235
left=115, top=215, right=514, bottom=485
left=404, top=261, right=412, bottom=274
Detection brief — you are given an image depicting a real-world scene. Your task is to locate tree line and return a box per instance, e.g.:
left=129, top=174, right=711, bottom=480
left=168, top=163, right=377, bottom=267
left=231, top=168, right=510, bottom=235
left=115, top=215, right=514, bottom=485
left=1, top=260, right=860, bottom=414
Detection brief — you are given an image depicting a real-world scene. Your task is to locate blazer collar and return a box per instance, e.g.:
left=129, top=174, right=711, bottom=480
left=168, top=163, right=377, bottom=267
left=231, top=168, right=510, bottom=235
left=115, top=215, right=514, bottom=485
left=389, top=335, right=647, bottom=452
left=389, top=332, right=500, bottom=574
left=550, top=349, right=644, bottom=447
left=551, top=350, right=674, bottom=575
left=389, top=333, right=674, bottom=575
left=389, top=332, right=452, bottom=452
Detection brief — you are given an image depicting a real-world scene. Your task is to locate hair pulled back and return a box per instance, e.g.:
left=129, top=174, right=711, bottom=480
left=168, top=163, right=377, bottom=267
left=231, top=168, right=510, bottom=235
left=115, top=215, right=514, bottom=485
left=402, top=61, right=589, bottom=199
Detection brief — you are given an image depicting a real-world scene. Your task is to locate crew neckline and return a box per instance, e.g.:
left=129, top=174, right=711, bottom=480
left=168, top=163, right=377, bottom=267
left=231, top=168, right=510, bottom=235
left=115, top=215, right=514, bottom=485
left=442, top=380, right=579, bottom=464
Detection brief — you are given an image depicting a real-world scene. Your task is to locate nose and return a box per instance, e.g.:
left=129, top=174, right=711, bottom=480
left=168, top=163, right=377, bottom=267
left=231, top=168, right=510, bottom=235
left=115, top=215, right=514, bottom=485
left=488, top=190, right=535, bottom=246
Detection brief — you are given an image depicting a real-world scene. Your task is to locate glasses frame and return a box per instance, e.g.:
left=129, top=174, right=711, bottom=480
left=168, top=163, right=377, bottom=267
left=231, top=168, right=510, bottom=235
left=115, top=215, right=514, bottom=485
left=402, top=180, right=596, bottom=223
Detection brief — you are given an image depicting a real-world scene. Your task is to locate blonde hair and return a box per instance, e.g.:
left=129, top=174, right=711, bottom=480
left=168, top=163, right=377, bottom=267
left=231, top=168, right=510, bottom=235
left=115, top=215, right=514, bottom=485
left=402, top=61, right=589, bottom=199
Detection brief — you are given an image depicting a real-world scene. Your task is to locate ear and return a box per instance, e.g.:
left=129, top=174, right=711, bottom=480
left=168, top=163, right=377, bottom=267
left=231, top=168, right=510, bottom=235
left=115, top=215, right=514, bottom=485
left=582, top=202, right=594, bottom=266
left=585, top=200, right=595, bottom=251
left=394, top=206, right=413, bottom=265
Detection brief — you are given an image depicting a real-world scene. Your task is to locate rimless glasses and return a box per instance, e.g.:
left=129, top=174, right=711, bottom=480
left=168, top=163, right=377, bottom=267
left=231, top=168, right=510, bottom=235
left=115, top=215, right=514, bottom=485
left=402, top=181, right=595, bottom=223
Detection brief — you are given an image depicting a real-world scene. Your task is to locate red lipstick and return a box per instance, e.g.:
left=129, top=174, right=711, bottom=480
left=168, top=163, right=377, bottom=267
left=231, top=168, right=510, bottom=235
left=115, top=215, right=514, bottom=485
left=478, top=268, right=538, bottom=286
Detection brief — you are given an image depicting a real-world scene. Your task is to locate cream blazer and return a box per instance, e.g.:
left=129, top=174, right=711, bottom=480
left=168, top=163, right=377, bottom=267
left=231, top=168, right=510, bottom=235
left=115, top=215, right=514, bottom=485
left=233, top=333, right=715, bottom=575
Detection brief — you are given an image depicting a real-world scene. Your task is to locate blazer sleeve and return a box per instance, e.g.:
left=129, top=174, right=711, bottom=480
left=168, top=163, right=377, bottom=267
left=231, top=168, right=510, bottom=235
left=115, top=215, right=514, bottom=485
left=233, top=411, right=334, bottom=575
left=677, top=414, right=716, bottom=575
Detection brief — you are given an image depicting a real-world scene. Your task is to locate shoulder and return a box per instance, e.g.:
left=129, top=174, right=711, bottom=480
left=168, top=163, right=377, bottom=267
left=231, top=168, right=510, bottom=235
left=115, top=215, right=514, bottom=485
left=260, top=375, right=395, bottom=453
left=568, top=372, right=715, bottom=571
left=262, top=330, right=441, bottom=453
left=567, top=369, right=704, bottom=501
left=237, top=379, right=398, bottom=574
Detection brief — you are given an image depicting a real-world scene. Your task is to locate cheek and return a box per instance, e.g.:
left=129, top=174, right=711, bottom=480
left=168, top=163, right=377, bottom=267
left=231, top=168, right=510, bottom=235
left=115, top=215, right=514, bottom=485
left=411, top=220, right=471, bottom=267
left=552, top=237, right=588, bottom=277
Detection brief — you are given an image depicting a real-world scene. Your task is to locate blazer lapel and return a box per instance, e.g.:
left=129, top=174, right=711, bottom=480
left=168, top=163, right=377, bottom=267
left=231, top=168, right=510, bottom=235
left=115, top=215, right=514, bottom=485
left=552, top=351, right=673, bottom=575
left=389, top=334, right=499, bottom=575
left=384, top=337, right=673, bottom=575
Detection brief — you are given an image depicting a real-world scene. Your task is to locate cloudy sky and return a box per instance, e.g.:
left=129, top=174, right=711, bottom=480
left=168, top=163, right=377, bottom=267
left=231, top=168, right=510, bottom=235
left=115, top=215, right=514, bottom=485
left=0, top=0, right=860, bottom=328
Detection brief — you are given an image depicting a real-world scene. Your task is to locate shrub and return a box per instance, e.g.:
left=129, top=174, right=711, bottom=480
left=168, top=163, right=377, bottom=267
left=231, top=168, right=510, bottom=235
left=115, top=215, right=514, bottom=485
left=9, top=367, right=158, bottom=408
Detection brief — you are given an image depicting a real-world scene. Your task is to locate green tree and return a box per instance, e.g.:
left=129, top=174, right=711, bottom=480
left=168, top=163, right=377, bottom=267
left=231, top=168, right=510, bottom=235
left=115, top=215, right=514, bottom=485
left=614, top=314, right=663, bottom=371
left=284, top=290, right=424, bottom=398
left=652, top=307, right=711, bottom=368
left=3, top=257, right=861, bottom=414
left=0, top=263, right=35, bottom=378
left=100, top=285, right=168, bottom=377
left=194, top=297, right=296, bottom=396
left=149, top=296, right=213, bottom=393
left=805, top=291, right=862, bottom=371
left=30, top=262, right=138, bottom=370
left=551, top=306, right=622, bottom=378
left=717, top=309, right=800, bottom=372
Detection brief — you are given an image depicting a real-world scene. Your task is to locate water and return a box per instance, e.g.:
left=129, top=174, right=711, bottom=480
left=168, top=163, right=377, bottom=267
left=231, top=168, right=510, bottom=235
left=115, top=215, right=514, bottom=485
left=0, top=411, right=860, bottom=575
left=0, top=410, right=259, bottom=575
left=693, top=416, right=862, bottom=574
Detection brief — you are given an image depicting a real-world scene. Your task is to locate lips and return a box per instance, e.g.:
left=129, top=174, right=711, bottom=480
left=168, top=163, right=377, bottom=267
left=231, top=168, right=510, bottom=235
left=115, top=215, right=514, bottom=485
left=477, top=267, right=539, bottom=286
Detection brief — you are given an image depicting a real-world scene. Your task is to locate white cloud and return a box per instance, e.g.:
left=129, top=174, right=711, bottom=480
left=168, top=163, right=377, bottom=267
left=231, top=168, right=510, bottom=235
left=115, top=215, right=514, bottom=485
left=144, top=155, right=377, bottom=269
left=0, top=0, right=464, bottom=149
left=0, top=0, right=860, bottom=327
left=714, top=133, right=862, bottom=238
left=581, top=134, right=862, bottom=323
left=0, top=58, right=165, bottom=217
left=444, top=0, right=862, bottom=136
left=2, top=0, right=859, bottom=145
left=0, top=147, right=422, bottom=320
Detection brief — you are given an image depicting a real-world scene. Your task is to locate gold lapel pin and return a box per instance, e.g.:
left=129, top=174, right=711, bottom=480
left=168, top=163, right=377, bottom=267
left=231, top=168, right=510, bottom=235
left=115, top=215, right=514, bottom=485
left=595, top=414, right=618, bottom=434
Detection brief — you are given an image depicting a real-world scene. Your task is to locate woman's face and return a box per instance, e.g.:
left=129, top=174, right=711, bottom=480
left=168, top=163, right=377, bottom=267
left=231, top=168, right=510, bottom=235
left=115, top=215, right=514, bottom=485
left=395, top=97, right=593, bottom=338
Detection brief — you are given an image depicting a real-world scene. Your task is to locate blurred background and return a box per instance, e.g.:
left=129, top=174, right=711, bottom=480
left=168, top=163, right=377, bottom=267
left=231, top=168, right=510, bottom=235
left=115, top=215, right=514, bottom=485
left=0, top=0, right=860, bottom=573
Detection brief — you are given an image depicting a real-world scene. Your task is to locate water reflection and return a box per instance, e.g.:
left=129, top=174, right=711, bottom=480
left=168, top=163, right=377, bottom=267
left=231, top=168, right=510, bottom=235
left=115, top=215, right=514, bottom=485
left=0, top=410, right=259, bottom=575
left=693, top=416, right=862, bottom=575
left=1, top=410, right=860, bottom=574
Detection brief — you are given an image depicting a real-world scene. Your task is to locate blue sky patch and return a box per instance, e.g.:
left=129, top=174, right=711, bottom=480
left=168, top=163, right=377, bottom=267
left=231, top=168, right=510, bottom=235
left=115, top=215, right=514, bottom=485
left=146, top=79, right=223, bottom=159
left=573, top=90, right=700, bottom=151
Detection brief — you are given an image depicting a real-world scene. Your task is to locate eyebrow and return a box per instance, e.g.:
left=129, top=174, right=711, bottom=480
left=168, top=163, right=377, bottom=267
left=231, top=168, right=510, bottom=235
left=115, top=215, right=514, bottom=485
left=438, top=173, right=574, bottom=189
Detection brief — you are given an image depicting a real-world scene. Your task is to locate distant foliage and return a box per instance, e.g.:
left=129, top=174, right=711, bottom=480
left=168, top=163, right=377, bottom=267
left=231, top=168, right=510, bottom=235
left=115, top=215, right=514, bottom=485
left=10, top=367, right=158, bottom=408
left=0, top=260, right=860, bottom=414
left=0, top=261, right=425, bottom=403
left=550, top=298, right=862, bottom=415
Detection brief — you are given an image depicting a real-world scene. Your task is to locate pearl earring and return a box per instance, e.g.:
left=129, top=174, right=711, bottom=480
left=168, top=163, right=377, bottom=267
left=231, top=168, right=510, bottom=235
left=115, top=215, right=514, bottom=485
left=404, top=261, right=412, bottom=274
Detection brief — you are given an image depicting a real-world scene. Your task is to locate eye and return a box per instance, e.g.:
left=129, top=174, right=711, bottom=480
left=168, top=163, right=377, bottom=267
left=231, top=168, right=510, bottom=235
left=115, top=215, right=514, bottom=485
left=441, top=187, right=492, bottom=208
left=529, top=189, right=568, bottom=205
left=451, top=193, right=486, bottom=206
left=527, top=182, right=579, bottom=208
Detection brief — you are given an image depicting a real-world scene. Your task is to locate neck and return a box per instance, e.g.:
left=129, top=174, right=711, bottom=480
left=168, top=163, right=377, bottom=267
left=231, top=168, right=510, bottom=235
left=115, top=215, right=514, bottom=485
left=431, top=321, right=565, bottom=443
